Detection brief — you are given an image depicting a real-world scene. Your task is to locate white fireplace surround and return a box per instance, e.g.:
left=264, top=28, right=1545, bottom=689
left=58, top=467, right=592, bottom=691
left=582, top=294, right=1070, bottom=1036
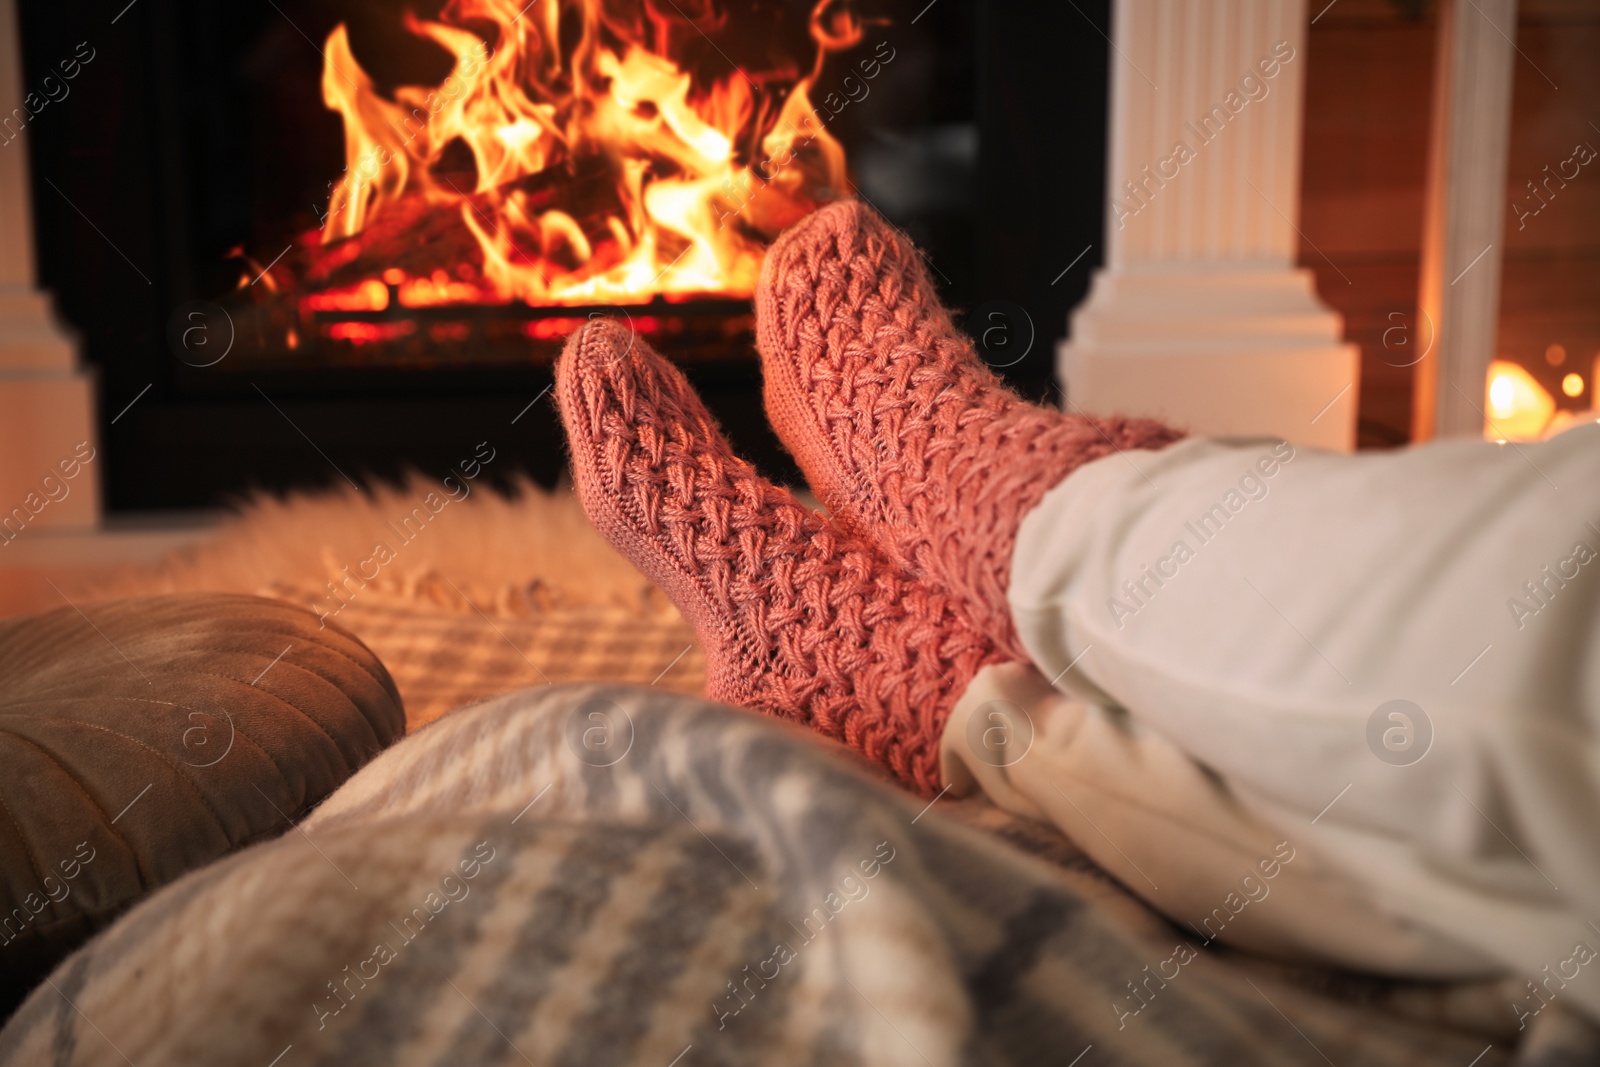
left=0, top=0, right=98, bottom=534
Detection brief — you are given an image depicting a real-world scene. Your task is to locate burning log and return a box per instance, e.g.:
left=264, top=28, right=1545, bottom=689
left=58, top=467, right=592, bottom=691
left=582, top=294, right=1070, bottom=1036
left=299, top=160, right=625, bottom=294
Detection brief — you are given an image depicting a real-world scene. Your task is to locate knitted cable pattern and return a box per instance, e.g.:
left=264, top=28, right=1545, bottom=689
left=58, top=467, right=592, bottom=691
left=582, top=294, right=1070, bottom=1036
left=555, top=319, right=1003, bottom=794
left=756, top=200, right=1186, bottom=662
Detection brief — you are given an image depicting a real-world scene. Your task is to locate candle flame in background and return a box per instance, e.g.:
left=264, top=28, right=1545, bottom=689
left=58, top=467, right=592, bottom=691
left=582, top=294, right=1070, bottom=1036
left=1485, top=359, right=1557, bottom=442
left=306, top=0, right=856, bottom=311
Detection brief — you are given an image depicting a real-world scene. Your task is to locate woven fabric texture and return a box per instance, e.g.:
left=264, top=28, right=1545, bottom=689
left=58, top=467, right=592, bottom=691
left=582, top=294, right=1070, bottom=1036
left=2, top=684, right=1568, bottom=1067
left=757, top=200, right=1186, bottom=660
left=555, top=320, right=1002, bottom=793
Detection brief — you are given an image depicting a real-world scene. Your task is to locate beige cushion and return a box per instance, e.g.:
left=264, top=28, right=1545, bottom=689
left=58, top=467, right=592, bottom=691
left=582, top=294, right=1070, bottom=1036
left=0, top=593, right=403, bottom=1015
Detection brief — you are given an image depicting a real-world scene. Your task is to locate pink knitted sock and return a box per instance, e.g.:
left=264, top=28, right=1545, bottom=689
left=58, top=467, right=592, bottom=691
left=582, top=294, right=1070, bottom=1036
left=756, top=201, right=1185, bottom=661
left=556, top=319, right=1003, bottom=794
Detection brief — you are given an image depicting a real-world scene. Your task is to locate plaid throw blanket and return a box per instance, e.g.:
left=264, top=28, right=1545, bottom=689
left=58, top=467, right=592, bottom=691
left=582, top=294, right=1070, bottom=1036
left=6, top=672, right=1594, bottom=1066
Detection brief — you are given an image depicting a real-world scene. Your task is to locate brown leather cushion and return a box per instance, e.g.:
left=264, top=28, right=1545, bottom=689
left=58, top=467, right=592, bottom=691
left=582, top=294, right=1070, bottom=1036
left=0, top=593, right=403, bottom=1015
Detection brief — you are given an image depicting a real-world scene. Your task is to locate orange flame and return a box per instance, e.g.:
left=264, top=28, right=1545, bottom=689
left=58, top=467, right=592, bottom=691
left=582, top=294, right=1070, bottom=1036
left=314, top=0, right=855, bottom=307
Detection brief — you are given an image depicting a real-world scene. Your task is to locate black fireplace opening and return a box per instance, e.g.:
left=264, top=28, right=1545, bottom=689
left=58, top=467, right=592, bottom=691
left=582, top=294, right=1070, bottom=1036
left=20, top=0, right=1108, bottom=511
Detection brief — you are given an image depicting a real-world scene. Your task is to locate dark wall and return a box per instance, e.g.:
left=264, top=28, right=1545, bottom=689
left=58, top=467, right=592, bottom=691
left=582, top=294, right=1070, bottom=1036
left=971, top=0, right=1110, bottom=404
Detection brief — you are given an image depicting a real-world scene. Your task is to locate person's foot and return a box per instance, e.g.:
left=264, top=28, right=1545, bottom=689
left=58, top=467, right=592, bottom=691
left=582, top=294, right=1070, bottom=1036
left=756, top=200, right=1184, bottom=660
left=556, top=318, right=1002, bottom=794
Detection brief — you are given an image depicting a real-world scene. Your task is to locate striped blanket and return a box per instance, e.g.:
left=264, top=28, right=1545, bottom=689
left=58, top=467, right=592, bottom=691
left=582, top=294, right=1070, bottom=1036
left=4, top=677, right=1591, bottom=1066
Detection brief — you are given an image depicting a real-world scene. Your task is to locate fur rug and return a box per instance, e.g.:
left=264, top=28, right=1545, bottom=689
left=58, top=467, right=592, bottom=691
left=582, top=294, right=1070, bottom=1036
left=87, top=478, right=681, bottom=622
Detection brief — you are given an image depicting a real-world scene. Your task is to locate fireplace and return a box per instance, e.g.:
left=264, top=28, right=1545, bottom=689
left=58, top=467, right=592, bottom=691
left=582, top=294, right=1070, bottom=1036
left=219, top=0, right=858, bottom=374
left=18, top=0, right=1112, bottom=511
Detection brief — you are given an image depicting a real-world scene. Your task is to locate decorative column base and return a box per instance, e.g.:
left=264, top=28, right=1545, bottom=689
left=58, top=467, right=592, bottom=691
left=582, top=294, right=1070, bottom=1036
left=0, top=287, right=99, bottom=532
left=1058, top=267, right=1359, bottom=450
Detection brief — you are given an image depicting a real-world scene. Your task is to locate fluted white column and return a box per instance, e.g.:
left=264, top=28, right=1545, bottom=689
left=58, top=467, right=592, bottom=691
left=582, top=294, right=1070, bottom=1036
left=1414, top=0, right=1516, bottom=440
left=1059, top=0, right=1358, bottom=450
left=0, top=0, right=99, bottom=531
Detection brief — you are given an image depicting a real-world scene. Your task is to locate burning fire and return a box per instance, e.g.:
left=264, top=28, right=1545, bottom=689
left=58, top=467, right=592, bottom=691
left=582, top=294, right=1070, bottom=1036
left=307, top=0, right=857, bottom=310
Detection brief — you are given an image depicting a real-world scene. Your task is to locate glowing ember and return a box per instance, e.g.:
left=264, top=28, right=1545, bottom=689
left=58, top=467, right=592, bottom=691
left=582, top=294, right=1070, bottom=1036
left=303, top=279, right=389, bottom=312
left=305, top=0, right=856, bottom=309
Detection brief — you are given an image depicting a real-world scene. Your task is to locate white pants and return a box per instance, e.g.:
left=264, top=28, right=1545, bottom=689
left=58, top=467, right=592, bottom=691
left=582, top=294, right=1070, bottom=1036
left=942, top=425, right=1600, bottom=1023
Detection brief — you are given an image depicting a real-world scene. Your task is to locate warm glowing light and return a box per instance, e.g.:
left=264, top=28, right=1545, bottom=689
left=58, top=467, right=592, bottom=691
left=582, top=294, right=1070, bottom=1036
left=1489, top=375, right=1515, bottom=418
left=428, top=322, right=472, bottom=343
left=399, top=269, right=483, bottom=308
left=1483, top=360, right=1555, bottom=441
left=303, top=279, right=389, bottom=312
left=324, top=321, right=415, bottom=344
left=1562, top=373, right=1585, bottom=398
left=524, top=316, right=589, bottom=341
left=308, top=0, right=856, bottom=309
left=1545, top=343, right=1567, bottom=366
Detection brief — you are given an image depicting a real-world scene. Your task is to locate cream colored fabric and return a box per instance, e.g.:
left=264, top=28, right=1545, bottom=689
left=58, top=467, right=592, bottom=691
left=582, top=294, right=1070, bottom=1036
left=942, top=663, right=1497, bottom=977
left=946, top=425, right=1600, bottom=1021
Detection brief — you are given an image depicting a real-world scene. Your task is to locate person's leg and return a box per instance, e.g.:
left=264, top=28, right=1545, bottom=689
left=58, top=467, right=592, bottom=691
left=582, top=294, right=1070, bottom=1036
left=556, top=319, right=1004, bottom=795
left=1002, top=426, right=1600, bottom=1013
left=757, top=201, right=1600, bottom=994
left=941, top=663, right=1501, bottom=978
left=756, top=201, right=1182, bottom=662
